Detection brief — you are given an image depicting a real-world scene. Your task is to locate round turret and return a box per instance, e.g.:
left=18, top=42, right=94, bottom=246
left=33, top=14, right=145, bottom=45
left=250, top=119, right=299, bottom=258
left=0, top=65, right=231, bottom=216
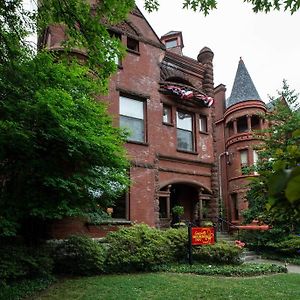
left=197, top=47, right=214, bottom=64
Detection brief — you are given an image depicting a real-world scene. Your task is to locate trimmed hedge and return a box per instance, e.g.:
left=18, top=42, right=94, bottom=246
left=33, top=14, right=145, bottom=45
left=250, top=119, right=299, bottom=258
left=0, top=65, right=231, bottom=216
left=53, top=235, right=106, bottom=276
left=267, top=235, right=300, bottom=256
left=105, top=224, right=242, bottom=272
left=193, top=241, right=243, bottom=265
left=152, top=262, right=287, bottom=277
left=161, top=227, right=188, bottom=260
left=105, top=224, right=172, bottom=272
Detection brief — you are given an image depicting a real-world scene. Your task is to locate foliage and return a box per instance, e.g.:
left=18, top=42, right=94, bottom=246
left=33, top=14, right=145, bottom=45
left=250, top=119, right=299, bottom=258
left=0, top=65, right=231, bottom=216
left=193, top=241, right=243, bottom=264
left=244, top=81, right=300, bottom=229
left=143, top=0, right=300, bottom=15
left=105, top=224, right=172, bottom=272
left=239, top=227, right=289, bottom=249
left=0, top=277, right=54, bottom=300
left=1, top=0, right=135, bottom=77
left=153, top=262, right=287, bottom=276
left=0, top=1, right=132, bottom=237
left=53, top=235, right=106, bottom=275
left=0, top=244, right=53, bottom=283
left=161, top=227, right=189, bottom=260
left=171, top=205, right=184, bottom=217
left=267, top=235, right=300, bottom=256
left=240, top=230, right=300, bottom=257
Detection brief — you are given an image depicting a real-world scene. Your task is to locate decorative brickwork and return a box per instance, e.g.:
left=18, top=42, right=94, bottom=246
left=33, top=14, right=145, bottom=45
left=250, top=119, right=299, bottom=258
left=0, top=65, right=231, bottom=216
left=46, top=6, right=250, bottom=238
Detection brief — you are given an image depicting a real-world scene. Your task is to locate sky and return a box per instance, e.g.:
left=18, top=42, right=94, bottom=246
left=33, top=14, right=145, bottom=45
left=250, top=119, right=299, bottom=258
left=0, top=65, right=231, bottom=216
left=136, top=0, right=300, bottom=103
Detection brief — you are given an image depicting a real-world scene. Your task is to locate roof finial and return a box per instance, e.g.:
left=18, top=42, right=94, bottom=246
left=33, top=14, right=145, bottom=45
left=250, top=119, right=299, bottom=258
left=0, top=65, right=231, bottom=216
left=240, top=56, right=243, bottom=61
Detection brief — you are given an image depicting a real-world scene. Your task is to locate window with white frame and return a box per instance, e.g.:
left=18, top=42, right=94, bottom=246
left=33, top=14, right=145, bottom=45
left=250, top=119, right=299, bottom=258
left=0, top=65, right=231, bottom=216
left=240, top=149, right=248, bottom=173
left=199, top=115, right=208, bottom=132
left=253, top=150, right=259, bottom=175
left=165, top=39, right=177, bottom=49
left=176, top=111, right=194, bottom=152
left=163, top=105, right=172, bottom=124
left=119, top=96, right=145, bottom=143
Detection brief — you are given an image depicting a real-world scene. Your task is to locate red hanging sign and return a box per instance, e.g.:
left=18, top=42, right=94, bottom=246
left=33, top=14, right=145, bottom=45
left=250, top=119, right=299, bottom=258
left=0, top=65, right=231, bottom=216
left=191, top=227, right=215, bottom=245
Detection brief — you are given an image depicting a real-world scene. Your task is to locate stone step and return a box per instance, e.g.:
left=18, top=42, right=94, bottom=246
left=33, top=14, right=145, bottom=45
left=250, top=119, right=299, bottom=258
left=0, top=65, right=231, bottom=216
left=216, top=232, right=236, bottom=242
left=241, top=250, right=261, bottom=261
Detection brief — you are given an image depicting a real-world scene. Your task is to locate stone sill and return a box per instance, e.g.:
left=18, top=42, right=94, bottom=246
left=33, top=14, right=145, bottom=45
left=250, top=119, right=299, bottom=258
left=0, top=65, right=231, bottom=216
left=86, top=219, right=132, bottom=226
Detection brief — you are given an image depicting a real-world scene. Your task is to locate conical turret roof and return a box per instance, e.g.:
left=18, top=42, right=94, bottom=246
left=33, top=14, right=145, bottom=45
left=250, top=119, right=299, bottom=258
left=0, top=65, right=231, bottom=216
left=227, top=58, right=261, bottom=108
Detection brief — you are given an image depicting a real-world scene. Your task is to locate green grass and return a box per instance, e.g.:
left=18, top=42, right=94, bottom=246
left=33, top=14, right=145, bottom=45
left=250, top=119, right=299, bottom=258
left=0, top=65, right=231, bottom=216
left=33, top=273, right=300, bottom=300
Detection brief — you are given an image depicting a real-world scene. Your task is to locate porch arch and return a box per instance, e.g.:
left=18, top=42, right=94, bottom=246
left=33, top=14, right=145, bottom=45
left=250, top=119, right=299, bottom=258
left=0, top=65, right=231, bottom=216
left=158, top=180, right=212, bottom=228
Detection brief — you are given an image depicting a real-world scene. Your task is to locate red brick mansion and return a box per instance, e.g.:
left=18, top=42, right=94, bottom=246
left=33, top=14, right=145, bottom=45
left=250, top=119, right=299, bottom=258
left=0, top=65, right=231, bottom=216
left=44, top=6, right=266, bottom=238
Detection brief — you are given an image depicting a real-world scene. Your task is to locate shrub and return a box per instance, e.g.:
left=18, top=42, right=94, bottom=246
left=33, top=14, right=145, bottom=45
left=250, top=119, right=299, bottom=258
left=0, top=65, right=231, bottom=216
left=238, top=227, right=288, bottom=250
left=152, top=262, right=287, bottom=276
left=162, top=227, right=188, bottom=261
left=0, top=244, right=53, bottom=283
left=0, top=277, right=54, bottom=300
left=192, top=241, right=242, bottom=264
left=267, top=235, right=300, bottom=256
left=105, top=224, right=171, bottom=272
left=53, top=235, right=106, bottom=276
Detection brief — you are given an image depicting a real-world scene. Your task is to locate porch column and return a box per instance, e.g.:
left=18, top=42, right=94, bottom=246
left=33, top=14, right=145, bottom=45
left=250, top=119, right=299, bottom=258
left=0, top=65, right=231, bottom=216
left=233, top=119, right=237, bottom=134
left=247, top=115, right=252, bottom=131
left=166, top=185, right=171, bottom=219
left=259, top=117, right=264, bottom=130
left=158, top=185, right=171, bottom=219
left=197, top=188, right=204, bottom=225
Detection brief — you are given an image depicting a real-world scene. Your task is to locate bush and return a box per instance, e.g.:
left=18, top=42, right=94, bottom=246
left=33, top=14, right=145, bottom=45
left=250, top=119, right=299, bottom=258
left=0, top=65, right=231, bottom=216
left=105, top=224, right=172, bottom=272
left=152, top=262, right=287, bottom=276
left=267, top=235, right=300, bottom=256
left=238, top=227, right=288, bottom=250
left=53, top=235, right=106, bottom=276
left=0, top=244, right=53, bottom=283
left=162, top=227, right=188, bottom=261
left=193, top=241, right=243, bottom=264
left=0, top=277, right=54, bottom=300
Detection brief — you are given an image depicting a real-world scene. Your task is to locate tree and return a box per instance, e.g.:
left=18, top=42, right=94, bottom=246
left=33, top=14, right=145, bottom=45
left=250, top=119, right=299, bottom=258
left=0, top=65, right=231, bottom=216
left=243, top=81, right=300, bottom=231
left=0, top=0, right=135, bottom=237
left=144, top=0, right=300, bottom=15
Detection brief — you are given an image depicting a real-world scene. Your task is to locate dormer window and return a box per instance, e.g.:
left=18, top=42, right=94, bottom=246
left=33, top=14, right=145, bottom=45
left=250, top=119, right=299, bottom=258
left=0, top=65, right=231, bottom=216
left=165, top=39, right=177, bottom=49
left=127, top=37, right=139, bottom=53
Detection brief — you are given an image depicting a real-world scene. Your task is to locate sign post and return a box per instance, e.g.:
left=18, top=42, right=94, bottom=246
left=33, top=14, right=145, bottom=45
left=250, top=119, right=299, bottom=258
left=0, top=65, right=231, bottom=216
left=188, top=224, right=193, bottom=265
left=188, top=226, right=215, bottom=265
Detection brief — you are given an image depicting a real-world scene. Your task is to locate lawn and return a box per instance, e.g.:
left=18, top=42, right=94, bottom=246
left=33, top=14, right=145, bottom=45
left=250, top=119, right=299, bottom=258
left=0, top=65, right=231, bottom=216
left=34, top=273, right=300, bottom=300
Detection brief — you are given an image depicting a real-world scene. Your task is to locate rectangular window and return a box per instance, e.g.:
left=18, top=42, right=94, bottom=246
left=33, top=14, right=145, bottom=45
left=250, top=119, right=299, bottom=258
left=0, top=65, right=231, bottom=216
left=237, top=116, right=248, bottom=133
left=165, top=39, right=177, bottom=48
left=176, top=111, right=194, bottom=152
left=111, top=193, right=127, bottom=219
left=199, top=115, right=208, bottom=132
left=240, top=149, right=248, bottom=174
left=120, top=96, right=145, bottom=142
left=107, top=30, right=122, bottom=66
left=240, top=150, right=248, bottom=166
left=163, top=105, right=171, bottom=124
left=127, top=37, right=139, bottom=52
left=231, top=193, right=239, bottom=221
